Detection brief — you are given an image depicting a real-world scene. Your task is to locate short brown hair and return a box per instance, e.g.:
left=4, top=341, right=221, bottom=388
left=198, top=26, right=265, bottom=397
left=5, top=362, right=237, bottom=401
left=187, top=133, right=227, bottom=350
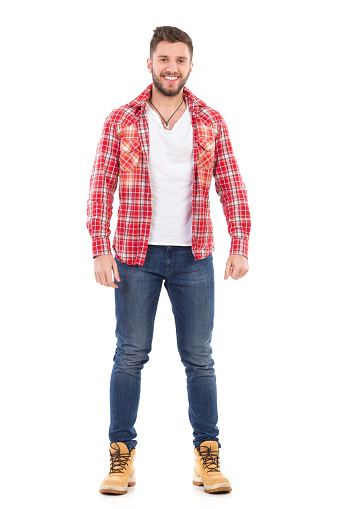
left=150, top=26, right=193, bottom=63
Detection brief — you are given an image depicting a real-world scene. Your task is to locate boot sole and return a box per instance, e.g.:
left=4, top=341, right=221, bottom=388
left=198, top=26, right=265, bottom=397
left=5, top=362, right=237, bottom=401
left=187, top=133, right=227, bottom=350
left=99, top=474, right=136, bottom=494
left=193, top=473, right=232, bottom=493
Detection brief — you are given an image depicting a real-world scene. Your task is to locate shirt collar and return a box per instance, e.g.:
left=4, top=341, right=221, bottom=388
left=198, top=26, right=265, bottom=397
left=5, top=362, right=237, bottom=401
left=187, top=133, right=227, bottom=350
left=128, top=82, right=207, bottom=116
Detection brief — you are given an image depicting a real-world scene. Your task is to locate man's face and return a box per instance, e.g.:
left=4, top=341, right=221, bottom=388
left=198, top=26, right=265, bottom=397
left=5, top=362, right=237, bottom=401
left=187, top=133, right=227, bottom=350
left=147, top=41, right=193, bottom=97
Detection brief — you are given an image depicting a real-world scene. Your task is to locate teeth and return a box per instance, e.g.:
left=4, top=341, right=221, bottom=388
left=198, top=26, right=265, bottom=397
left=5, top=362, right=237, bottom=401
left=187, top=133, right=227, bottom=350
left=164, top=76, right=179, bottom=80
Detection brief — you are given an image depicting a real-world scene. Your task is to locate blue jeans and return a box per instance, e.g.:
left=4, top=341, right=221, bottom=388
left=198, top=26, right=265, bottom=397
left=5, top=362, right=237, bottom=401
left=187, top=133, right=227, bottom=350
left=109, top=245, right=221, bottom=451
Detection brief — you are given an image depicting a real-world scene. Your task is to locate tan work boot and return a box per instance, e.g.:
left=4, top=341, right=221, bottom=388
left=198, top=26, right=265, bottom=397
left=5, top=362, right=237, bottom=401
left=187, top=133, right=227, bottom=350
left=99, top=442, right=136, bottom=495
left=193, top=440, right=232, bottom=493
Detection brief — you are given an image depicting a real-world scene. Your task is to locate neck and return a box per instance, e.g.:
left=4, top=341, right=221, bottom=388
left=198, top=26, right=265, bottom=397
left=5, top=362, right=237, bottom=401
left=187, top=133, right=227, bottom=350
left=149, top=84, right=185, bottom=113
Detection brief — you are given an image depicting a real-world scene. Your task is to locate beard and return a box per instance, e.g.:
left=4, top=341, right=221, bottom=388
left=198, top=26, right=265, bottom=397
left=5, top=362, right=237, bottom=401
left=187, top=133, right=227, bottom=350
left=151, top=68, right=190, bottom=97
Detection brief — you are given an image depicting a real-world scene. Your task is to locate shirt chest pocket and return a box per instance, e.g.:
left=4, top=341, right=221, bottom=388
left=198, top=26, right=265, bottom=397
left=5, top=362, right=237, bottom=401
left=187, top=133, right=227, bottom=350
left=119, top=138, right=141, bottom=173
left=197, top=136, right=215, bottom=173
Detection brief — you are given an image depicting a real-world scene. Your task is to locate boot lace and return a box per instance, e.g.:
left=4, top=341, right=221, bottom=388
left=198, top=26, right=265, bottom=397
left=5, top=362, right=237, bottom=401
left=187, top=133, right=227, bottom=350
left=109, top=445, right=131, bottom=474
left=198, top=445, right=220, bottom=472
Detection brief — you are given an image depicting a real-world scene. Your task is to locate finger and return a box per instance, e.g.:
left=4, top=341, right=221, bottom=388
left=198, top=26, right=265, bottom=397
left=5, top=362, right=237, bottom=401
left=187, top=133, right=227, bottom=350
left=113, top=265, right=121, bottom=282
left=98, top=270, right=110, bottom=286
left=103, top=269, right=120, bottom=288
left=235, top=267, right=246, bottom=279
left=106, top=273, right=119, bottom=288
left=230, top=266, right=239, bottom=280
left=101, top=272, right=111, bottom=287
left=224, top=261, right=232, bottom=280
left=95, top=270, right=104, bottom=285
left=238, top=266, right=248, bottom=279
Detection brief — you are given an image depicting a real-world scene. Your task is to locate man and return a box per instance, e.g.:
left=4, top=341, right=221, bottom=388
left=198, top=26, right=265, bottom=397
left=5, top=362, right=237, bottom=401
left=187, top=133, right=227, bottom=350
left=86, top=26, right=251, bottom=495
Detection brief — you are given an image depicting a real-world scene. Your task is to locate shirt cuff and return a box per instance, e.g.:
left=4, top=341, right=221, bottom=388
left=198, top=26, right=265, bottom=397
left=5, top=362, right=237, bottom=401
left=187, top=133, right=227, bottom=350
left=92, top=238, right=112, bottom=258
left=230, top=237, right=249, bottom=259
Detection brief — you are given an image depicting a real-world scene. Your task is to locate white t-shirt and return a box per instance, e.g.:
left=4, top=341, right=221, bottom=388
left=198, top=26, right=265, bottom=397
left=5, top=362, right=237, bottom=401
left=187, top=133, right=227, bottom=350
left=145, top=101, right=194, bottom=246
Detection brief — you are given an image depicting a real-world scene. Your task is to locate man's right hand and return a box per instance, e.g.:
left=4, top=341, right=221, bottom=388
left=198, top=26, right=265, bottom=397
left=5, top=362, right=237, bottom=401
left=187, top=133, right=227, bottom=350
left=94, top=254, right=121, bottom=288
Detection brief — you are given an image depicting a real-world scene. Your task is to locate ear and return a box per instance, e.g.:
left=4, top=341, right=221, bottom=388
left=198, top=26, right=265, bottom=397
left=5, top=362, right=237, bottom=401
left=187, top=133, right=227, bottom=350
left=147, top=58, right=152, bottom=74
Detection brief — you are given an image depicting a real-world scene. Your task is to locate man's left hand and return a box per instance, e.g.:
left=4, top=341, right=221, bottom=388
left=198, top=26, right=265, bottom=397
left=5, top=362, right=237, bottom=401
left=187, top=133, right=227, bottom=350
left=224, top=254, right=249, bottom=280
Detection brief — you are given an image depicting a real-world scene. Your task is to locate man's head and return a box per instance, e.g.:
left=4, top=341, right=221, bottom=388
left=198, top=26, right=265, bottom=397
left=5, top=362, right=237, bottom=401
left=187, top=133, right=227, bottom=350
left=147, top=26, right=194, bottom=97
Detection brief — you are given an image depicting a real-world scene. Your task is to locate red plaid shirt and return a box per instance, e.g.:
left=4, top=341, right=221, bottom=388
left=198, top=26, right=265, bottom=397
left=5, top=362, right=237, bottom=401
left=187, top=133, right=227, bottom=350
left=86, top=83, right=251, bottom=265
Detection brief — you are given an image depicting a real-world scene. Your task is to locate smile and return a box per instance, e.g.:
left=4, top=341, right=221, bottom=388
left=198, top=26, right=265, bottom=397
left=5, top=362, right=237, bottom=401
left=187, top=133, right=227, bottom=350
left=163, top=76, right=180, bottom=82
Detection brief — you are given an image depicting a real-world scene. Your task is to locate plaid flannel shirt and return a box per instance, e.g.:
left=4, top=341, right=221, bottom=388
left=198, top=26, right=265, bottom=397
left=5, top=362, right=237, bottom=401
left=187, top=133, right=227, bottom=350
left=86, top=83, right=251, bottom=265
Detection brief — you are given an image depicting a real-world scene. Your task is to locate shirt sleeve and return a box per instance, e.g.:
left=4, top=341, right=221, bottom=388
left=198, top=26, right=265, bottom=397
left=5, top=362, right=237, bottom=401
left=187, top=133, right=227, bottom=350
left=213, top=118, right=251, bottom=258
left=86, top=117, right=120, bottom=258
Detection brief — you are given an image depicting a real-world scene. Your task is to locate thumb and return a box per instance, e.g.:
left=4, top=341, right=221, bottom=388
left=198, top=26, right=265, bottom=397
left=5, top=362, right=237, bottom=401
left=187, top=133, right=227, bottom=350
left=224, top=259, right=232, bottom=280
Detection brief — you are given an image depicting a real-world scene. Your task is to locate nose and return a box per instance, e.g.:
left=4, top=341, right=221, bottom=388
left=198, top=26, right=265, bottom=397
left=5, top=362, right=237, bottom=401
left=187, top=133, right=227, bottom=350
left=165, top=61, right=179, bottom=74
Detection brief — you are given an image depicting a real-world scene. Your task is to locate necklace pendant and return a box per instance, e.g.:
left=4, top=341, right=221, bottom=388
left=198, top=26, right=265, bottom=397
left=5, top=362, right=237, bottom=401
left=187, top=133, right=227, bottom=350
left=164, top=122, right=169, bottom=129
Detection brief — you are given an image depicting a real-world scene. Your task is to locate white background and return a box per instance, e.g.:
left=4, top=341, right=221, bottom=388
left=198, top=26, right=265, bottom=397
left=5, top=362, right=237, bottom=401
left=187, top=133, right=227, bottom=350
left=1, top=1, right=338, bottom=508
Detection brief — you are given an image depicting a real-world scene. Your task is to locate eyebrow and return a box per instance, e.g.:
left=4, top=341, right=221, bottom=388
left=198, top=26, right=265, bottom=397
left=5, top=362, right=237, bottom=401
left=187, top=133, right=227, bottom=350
left=157, top=55, right=188, bottom=59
